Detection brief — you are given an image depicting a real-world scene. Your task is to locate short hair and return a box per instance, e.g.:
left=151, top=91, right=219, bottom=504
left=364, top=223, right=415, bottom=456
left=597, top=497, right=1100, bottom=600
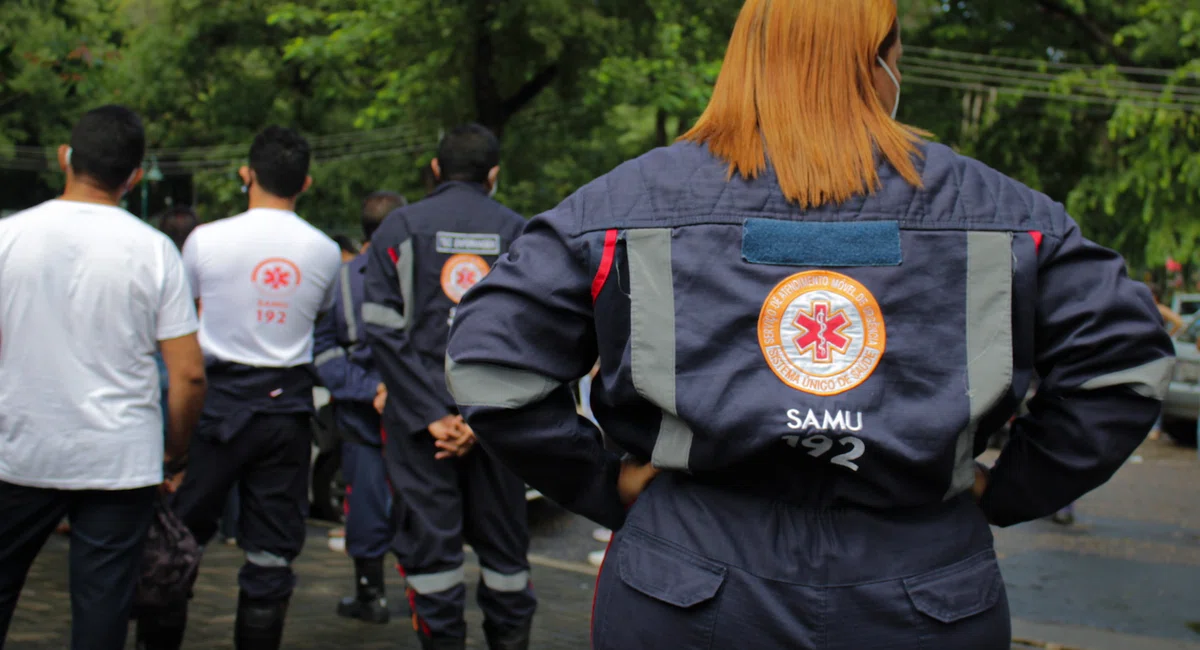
left=331, top=234, right=360, bottom=256
left=361, top=191, right=406, bottom=241
left=68, top=105, right=145, bottom=192
left=436, top=124, right=500, bottom=184
left=157, top=205, right=200, bottom=251
left=248, top=126, right=311, bottom=198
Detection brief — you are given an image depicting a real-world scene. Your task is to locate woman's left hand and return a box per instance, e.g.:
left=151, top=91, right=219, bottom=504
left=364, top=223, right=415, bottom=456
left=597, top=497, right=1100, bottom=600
left=618, top=459, right=661, bottom=506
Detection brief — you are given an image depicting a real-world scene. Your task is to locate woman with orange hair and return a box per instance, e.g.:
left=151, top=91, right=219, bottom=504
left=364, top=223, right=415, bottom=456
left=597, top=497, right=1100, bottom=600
left=445, top=1, right=1173, bottom=648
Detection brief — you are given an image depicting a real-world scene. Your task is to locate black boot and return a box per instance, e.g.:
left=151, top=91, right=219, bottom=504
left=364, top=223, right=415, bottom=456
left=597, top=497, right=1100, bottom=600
left=234, top=592, right=289, bottom=650
left=135, top=603, right=188, bottom=650
left=483, top=620, right=532, bottom=650
left=417, top=634, right=468, bottom=650
left=336, top=557, right=390, bottom=623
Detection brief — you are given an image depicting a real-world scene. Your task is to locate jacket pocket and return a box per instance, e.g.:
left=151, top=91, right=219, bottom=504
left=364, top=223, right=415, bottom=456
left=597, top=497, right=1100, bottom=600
left=904, top=549, right=1002, bottom=623
left=594, top=527, right=727, bottom=650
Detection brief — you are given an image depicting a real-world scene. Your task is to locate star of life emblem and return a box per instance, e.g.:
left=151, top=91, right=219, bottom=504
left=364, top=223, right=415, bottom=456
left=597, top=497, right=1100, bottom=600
left=440, top=254, right=491, bottom=304
left=758, top=271, right=886, bottom=396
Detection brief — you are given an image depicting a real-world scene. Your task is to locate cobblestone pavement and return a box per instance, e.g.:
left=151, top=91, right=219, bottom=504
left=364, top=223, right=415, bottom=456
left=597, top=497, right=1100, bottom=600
left=4, top=438, right=1197, bottom=649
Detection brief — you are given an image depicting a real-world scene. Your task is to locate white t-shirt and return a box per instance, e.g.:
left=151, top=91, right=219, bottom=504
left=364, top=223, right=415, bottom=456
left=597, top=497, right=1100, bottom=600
left=0, top=200, right=198, bottom=490
left=182, top=208, right=341, bottom=367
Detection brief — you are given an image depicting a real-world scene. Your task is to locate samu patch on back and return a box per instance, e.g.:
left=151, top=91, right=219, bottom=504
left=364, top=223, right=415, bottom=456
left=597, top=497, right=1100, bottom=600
left=742, top=219, right=902, bottom=267
left=436, top=231, right=501, bottom=256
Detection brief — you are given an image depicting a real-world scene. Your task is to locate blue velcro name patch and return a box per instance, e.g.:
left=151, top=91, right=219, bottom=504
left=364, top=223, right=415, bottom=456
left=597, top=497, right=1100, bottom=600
left=742, top=219, right=902, bottom=267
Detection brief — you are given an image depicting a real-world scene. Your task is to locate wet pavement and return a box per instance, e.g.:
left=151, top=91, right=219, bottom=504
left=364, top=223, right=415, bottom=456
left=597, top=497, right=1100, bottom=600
left=3, top=437, right=1198, bottom=649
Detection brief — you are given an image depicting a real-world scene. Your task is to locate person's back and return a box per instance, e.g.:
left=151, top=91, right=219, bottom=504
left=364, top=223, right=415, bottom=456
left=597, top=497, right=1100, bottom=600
left=445, top=3, right=1174, bottom=649
left=363, top=124, right=536, bottom=650
left=0, top=105, right=206, bottom=650
left=0, top=203, right=193, bottom=484
left=184, top=207, right=341, bottom=368
left=137, top=125, right=340, bottom=650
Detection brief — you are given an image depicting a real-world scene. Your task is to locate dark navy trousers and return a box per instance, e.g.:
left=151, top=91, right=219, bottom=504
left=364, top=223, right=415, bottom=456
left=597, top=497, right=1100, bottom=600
left=342, top=441, right=394, bottom=560
left=0, top=482, right=156, bottom=650
left=171, top=413, right=313, bottom=602
left=383, top=421, right=536, bottom=639
left=592, top=474, right=1011, bottom=650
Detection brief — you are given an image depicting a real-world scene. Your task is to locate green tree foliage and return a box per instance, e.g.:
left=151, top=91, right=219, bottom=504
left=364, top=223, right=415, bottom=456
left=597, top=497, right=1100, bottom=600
left=0, top=0, right=1197, bottom=276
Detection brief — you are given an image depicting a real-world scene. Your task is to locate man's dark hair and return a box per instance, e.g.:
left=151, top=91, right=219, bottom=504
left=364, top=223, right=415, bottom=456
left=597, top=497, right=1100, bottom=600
left=248, top=126, right=311, bottom=198
left=436, top=123, right=500, bottom=184
left=69, top=105, right=145, bottom=192
left=157, top=205, right=200, bottom=251
left=361, top=191, right=407, bottom=241
left=332, top=234, right=360, bottom=256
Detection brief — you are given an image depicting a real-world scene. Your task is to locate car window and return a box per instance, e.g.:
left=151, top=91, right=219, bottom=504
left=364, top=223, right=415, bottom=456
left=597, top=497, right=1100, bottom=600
left=1177, top=317, right=1200, bottom=344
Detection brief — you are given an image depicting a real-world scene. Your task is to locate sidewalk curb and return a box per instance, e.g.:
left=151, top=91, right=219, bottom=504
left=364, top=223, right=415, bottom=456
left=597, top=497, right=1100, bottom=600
left=1012, top=619, right=1200, bottom=650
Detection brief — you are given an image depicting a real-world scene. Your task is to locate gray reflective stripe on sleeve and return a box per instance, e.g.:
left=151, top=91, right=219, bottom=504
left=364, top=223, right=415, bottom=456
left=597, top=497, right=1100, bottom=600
left=946, top=231, right=1014, bottom=500
left=315, top=347, right=346, bottom=367
left=445, top=357, right=561, bottom=409
left=396, top=239, right=415, bottom=330
left=480, top=568, right=530, bottom=593
left=245, top=551, right=289, bottom=568
left=340, top=264, right=358, bottom=344
left=362, top=303, right=406, bottom=329
left=1079, top=356, right=1174, bottom=400
left=627, top=228, right=693, bottom=471
left=405, top=566, right=465, bottom=595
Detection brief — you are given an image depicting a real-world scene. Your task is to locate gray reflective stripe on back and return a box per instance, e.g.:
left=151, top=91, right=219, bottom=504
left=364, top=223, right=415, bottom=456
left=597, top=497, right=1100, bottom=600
left=946, top=231, right=1014, bottom=500
left=1079, top=356, right=1174, bottom=400
left=445, top=357, right=561, bottom=409
left=245, top=551, right=289, bottom=568
left=480, top=568, right=530, bottom=593
left=405, top=566, right=465, bottom=595
left=362, top=303, right=406, bottom=329
left=396, top=239, right=415, bottom=330
left=315, top=347, right=346, bottom=367
left=340, top=264, right=358, bottom=344
left=627, top=228, right=693, bottom=471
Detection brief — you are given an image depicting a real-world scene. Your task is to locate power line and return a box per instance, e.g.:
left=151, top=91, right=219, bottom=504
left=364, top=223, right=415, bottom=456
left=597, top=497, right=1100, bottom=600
left=904, top=46, right=1191, bottom=79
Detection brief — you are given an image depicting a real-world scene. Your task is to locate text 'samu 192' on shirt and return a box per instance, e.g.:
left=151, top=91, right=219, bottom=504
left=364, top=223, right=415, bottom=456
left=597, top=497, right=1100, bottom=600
left=182, top=208, right=342, bottom=368
left=0, top=200, right=199, bottom=490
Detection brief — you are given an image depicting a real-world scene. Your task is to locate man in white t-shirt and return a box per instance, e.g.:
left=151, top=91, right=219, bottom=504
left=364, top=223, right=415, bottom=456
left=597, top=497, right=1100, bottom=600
left=0, top=105, right=207, bottom=650
left=135, top=126, right=341, bottom=650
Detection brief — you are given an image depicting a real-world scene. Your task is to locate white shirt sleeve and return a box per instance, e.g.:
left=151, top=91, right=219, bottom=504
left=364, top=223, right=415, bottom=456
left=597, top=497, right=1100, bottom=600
left=180, top=229, right=201, bottom=300
left=319, top=241, right=342, bottom=312
left=158, top=239, right=200, bottom=341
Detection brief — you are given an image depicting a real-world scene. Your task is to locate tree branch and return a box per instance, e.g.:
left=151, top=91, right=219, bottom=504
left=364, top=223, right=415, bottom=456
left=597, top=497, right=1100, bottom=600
left=500, top=63, right=559, bottom=120
left=1033, top=0, right=1137, bottom=68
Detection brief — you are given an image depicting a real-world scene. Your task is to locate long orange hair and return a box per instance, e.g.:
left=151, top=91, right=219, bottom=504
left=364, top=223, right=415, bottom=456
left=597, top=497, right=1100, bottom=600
left=681, top=0, right=925, bottom=209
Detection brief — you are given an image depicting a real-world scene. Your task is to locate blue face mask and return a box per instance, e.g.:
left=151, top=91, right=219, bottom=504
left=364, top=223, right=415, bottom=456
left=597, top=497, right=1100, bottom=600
left=877, top=56, right=901, bottom=119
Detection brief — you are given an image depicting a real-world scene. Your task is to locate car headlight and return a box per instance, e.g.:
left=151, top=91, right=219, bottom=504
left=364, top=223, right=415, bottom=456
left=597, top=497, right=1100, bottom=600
left=1174, top=361, right=1200, bottom=384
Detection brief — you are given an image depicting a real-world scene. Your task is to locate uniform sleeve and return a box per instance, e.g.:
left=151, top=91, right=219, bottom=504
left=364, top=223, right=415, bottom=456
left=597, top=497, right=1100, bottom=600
left=180, top=229, right=201, bottom=300
left=362, top=217, right=454, bottom=433
left=313, top=306, right=379, bottom=404
left=979, top=215, right=1175, bottom=527
left=157, top=239, right=200, bottom=341
left=445, top=200, right=626, bottom=530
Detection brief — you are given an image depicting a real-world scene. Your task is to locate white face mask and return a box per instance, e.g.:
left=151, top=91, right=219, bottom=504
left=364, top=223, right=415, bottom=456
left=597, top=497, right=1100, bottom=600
left=877, top=56, right=901, bottom=119
left=488, top=175, right=499, bottom=198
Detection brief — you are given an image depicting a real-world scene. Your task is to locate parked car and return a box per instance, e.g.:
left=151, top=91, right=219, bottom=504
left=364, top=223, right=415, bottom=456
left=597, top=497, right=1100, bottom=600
left=1162, top=317, right=1200, bottom=447
left=307, top=387, right=544, bottom=524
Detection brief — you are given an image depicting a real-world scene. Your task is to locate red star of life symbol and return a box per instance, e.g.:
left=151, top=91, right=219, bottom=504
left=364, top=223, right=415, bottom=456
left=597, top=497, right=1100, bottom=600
left=262, top=266, right=291, bottom=290
left=793, top=301, right=852, bottom=364
left=455, top=267, right=478, bottom=288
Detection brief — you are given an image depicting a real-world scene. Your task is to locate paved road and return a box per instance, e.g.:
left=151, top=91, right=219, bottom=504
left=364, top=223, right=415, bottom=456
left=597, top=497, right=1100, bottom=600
left=4, top=438, right=1197, bottom=649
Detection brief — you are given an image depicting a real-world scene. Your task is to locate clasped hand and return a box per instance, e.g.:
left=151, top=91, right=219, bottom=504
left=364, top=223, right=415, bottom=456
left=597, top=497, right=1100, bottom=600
left=428, top=414, right=476, bottom=460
